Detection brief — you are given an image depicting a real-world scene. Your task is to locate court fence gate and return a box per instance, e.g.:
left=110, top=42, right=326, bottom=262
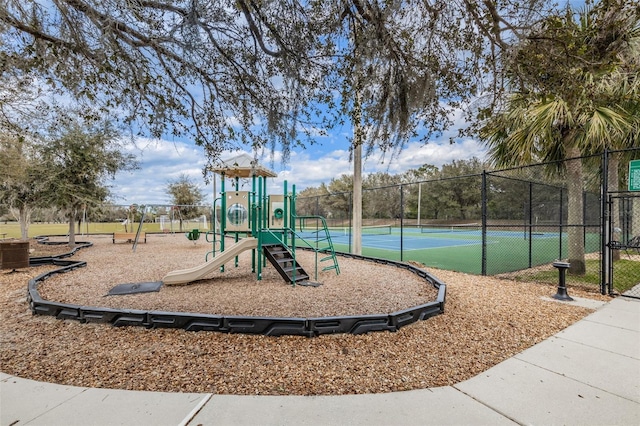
left=603, top=149, right=640, bottom=299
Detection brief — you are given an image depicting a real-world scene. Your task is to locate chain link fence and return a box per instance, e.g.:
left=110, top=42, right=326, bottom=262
left=608, top=192, right=640, bottom=297
left=297, top=149, right=639, bottom=296
left=2, top=149, right=638, bottom=297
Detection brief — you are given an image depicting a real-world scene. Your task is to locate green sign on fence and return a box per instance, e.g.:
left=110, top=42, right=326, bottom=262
left=630, top=160, right=640, bottom=191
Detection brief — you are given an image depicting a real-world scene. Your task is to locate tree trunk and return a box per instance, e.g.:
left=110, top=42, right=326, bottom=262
left=18, top=206, right=31, bottom=240
left=352, top=78, right=363, bottom=255
left=67, top=210, right=77, bottom=248
left=352, top=142, right=362, bottom=255
left=566, top=148, right=585, bottom=275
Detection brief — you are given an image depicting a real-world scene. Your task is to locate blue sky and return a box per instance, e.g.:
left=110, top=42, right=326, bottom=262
left=109, top=0, right=587, bottom=206
left=110, top=108, right=487, bottom=206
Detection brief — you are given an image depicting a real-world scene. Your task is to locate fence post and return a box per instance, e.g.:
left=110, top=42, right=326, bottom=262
left=601, top=149, right=610, bottom=295
left=583, top=190, right=588, bottom=254
left=528, top=181, right=533, bottom=268
left=348, top=191, right=352, bottom=254
left=481, top=171, right=487, bottom=275
left=400, top=184, right=404, bottom=262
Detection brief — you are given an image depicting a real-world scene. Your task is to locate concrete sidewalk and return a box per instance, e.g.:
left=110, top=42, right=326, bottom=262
left=2, top=296, right=639, bottom=426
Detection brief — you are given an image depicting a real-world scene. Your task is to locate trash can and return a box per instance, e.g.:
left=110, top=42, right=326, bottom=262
left=0, top=241, right=30, bottom=270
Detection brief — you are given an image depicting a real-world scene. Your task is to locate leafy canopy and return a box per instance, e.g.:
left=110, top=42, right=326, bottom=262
left=1, top=0, right=553, bottom=169
left=39, top=110, right=139, bottom=213
left=480, top=0, right=640, bottom=167
left=166, top=174, right=205, bottom=208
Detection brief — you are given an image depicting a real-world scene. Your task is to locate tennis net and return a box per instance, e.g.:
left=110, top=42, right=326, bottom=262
left=299, top=224, right=392, bottom=238
left=419, top=223, right=481, bottom=234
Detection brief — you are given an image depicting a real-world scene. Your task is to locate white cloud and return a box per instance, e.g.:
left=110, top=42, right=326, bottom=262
left=111, top=127, right=488, bottom=205
left=107, top=92, right=491, bottom=207
left=266, top=138, right=487, bottom=194
left=111, top=138, right=213, bottom=206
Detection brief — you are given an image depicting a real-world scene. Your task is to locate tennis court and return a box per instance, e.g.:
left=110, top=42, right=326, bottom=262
left=295, top=224, right=600, bottom=275
left=298, top=224, right=560, bottom=251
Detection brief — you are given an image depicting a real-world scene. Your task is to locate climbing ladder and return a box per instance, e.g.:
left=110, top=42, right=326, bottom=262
left=294, top=215, right=340, bottom=276
left=262, top=243, right=310, bottom=284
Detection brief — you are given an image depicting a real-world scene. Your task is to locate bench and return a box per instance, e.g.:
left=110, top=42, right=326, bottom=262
left=112, top=232, right=146, bottom=244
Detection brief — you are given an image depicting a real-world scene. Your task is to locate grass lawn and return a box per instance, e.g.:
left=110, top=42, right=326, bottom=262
left=0, top=221, right=210, bottom=239
left=505, top=258, right=640, bottom=294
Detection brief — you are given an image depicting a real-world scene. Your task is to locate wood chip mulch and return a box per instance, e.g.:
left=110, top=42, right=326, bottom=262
left=0, top=235, right=610, bottom=395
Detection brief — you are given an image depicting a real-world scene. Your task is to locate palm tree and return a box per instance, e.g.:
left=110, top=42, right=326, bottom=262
left=589, top=64, right=640, bottom=260
left=480, top=0, right=639, bottom=275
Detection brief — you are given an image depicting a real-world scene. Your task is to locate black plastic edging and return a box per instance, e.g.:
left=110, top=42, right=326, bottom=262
left=26, top=238, right=446, bottom=336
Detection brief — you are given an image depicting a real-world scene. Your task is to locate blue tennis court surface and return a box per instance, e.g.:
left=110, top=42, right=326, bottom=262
left=332, top=234, right=481, bottom=251
left=298, top=227, right=561, bottom=252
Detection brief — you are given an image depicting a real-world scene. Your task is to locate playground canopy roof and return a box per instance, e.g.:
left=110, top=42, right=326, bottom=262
left=211, top=153, right=277, bottom=178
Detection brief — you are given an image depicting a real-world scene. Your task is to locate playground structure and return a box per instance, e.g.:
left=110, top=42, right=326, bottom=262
left=26, top=236, right=446, bottom=336
left=23, top=157, right=446, bottom=336
left=21, top=155, right=446, bottom=337
left=115, top=204, right=148, bottom=252
left=162, top=154, right=341, bottom=286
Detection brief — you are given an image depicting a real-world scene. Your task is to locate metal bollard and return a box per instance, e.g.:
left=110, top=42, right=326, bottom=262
left=552, top=261, right=573, bottom=301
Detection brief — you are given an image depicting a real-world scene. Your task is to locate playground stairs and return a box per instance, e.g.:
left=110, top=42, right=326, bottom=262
left=262, top=244, right=310, bottom=284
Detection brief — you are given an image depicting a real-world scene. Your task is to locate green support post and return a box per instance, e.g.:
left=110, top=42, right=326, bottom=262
left=290, top=183, right=296, bottom=285
left=234, top=176, right=240, bottom=268
left=283, top=180, right=288, bottom=247
left=262, top=176, right=267, bottom=269
left=251, top=175, right=256, bottom=273
left=257, top=175, right=263, bottom=280
left=220, top=173, right=226, bottom=272
left=292, top=184, right=296, bottom=255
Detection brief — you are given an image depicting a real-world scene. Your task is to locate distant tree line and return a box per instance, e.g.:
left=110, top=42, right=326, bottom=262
left=0, top=109, right=138, bottom=244
left=295, top=156, right=602, bottom=226
left=297, top=158, right=487, bottom=224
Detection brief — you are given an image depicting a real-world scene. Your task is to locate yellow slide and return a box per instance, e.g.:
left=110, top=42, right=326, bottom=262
left=162, top=237, right=258, bottom=285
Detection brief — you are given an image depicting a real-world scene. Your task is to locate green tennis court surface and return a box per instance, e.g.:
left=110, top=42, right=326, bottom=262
left=301, top=226, right=601, bottom=275
left=3, top=221, right=600, bottom=276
